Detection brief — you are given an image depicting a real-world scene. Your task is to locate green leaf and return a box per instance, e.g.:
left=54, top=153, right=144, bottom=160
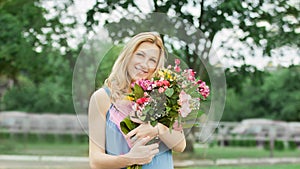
left=120, top=116, right=139, bottom=134
left=165, top=88, right=174, bottom=97
left=140, top=115, right=146, bottom=121
left=120, top=121, right=131, bottom=134
left=144, top=105, right=151, bottom=114
left=151, top=121, right=158, bottom=127
left=133, top=83, right=144, bottom=99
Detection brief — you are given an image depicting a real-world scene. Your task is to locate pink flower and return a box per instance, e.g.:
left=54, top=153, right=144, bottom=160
left=136, top=79, right=153, bottom=91
left=175, top=59, right=181, bottom=65
left=187, top=69, right=195, bottom=81
left=179, top=104, right=191, bottom=118
left=178, top=91, right=192, bottom=117
left=174, top=65, right=181, bottom=72
left=173, top=120, right=183, bottom=131
left=197, top=80, right=210, bottom=99
left=182, top=69, right=195, bottom=81
left=158, top=87, right=165, bottom=93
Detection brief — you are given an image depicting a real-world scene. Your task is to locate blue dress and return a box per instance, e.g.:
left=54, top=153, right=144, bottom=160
left=104, top=88, right=174, bottom=169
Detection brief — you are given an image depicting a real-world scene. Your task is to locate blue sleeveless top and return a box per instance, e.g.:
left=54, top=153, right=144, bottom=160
left=103, top=87, right=174, bottom=169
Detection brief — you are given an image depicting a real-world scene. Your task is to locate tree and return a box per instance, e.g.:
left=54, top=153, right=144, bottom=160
left=0, top=0, right=77, bottom=84
left=262, top=66, right=300, bottom=121
left=223, top=65, right=300, bottom=121
left=84, top=0, right=299, bottom=152
left=85, top=0, right=299, bottom=74
left=0, top=0, right=80, bottom=113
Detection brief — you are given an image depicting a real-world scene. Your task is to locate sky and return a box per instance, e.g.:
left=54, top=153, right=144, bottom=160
left=47, top=0, right=300, bottom=70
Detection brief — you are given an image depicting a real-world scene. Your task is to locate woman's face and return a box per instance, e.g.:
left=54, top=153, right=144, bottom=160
left=127, top=42, right=160, bottom=80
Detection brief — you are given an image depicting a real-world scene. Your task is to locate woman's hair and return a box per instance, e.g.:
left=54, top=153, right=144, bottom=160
left=105, top=32, right=166, bottom=102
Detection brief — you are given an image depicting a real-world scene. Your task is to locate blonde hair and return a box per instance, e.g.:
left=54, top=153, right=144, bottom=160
left=105, top=32, right=166, bottom=102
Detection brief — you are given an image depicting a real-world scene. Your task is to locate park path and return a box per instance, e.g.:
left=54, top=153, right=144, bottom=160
left=1, top=155, right=300, bottom=169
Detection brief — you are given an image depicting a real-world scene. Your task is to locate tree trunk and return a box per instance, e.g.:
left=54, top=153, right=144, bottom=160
left=184, top=137, right=194, bottom=153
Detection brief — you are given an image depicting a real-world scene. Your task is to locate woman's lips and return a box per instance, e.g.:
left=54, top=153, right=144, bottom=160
left=135, top=67, right=148, bottom=74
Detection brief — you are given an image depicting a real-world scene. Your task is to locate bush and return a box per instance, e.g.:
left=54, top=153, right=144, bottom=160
left=264, top=140, right=285, bottom=151
left=2, top=79, right=74, bottom=113
left=227, top=139, right=257, bottom=147
left=288, top=141, right=297, bottom=150
left=275, top=140, right=285, bottom=151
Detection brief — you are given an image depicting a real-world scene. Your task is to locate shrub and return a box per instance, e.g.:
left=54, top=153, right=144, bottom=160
left=288, top=141, right=297, bottom=150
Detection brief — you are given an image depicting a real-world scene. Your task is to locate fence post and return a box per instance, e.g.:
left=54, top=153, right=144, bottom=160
left=269, top=127, right=276, bottom=157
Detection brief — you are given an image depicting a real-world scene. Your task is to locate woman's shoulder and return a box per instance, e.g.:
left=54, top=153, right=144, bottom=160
left=91, top=87, right=111, bottom=99
left=90, top=88, right=112, bottom=114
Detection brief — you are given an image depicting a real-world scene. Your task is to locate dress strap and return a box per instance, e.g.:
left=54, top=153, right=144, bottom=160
left=103, top=86, right=111, bottom=97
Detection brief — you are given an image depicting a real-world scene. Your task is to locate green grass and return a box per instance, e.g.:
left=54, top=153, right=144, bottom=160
left=177, top=163, right=300, bottom=169
left=174, top=146, right=300, bottom=160
left=1, top=141, right=299, bottom=160
left=0, top=141, right=89, bottom=156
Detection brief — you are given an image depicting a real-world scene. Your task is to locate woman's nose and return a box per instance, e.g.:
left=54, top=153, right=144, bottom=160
left=140, top=60, right=148, bottom=69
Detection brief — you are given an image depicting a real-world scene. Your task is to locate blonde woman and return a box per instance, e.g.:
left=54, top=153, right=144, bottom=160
left=88, top=32, right=186, bottom=169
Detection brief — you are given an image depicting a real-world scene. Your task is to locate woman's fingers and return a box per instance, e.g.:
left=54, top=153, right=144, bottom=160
left=126, top=127, right=138, bottom=139
left=145, top=143, right=159, bottom=150
left=150, top=148, right=159, bottom=156
left=134, top=136, right=152, bottom=146
left=146, top=143, right=159, bottom=156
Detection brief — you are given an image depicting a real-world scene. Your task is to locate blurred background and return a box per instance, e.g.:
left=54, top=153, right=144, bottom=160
left=0, top=0, right=299, bottom=169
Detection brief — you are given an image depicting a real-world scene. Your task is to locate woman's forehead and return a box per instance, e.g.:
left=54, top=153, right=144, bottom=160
left=136, top=42, right=160, bottom=55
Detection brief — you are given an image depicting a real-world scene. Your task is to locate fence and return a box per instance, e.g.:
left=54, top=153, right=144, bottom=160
left=0, top=111, right=88, bottom=143
left=1, top=111, right=300, bottom=146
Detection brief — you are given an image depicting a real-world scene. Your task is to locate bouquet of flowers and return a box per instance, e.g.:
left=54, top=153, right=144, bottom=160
left=120, top=59, right=210, bottom=169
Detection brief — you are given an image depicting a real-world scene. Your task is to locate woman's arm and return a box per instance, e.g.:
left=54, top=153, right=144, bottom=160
left=126, top=122, right=186, bottom=152
left=89, top=89, right=159, bottom=169
left=157, top=123, right=186, bottom=152
left=89, top=89, right=131, bottom=169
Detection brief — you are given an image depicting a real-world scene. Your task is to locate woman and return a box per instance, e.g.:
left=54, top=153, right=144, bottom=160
left=88, top=32, right=186, bottom=169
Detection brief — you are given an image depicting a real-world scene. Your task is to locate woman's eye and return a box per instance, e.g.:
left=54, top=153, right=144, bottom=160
left=136, top=53, right=144, bottom=57
left=150, top=59, right=157, bottom=63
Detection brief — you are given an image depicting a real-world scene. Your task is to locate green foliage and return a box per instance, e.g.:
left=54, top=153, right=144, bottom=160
left=95, top=45, right=123, bottom=87
left=0, top=0, right=81, bottom=114
left=223, top=66, right=300, bottom=121
left=132, top=84, right=144, bottom=99
left=262, top=66, right=300, bottom=121
left=85, top=0, right=299, bottom=76
left=120, top=116, right=140, bottom=134
left=288, top=141, right=298, bottom=150
left=264, top=140, right=285, bottom=151
left=275, top=140, right=286, bottom=151
left=0, top=133, right=88, bottom=144
left=227, top=139, right=256, bottom=147
left=2, top=76, right=74, bottom=113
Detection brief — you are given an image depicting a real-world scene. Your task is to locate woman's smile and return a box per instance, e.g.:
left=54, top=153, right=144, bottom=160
left=128, top=42, right=160, bottom=80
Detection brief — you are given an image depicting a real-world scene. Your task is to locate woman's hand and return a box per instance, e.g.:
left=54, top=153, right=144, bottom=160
left=125, top=122, right=158, bottom=145
left=123, top=136, right=159, bottom=165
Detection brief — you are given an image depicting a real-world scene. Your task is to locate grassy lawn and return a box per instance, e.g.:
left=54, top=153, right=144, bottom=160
left=0, top=141, right=300, bottom=169
left=177, top=163, right=300, bottom=169
left=1, top=141, right=299, bottom=160
left=174, top=145, right=300, bottom=160
left=0, top=141, right=89, bottom=156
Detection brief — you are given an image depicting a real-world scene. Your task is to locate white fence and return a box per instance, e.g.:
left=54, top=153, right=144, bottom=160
left=0, top=111, right=88, bottom=141
left=1, top=112, right=300, bottom=145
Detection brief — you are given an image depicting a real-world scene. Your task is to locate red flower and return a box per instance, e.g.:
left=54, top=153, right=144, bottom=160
left=136, top=97, right=149, bottom=105
left=162, top=80, right=170, bottom=86
left=155, top=80, right=163, bottom=87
